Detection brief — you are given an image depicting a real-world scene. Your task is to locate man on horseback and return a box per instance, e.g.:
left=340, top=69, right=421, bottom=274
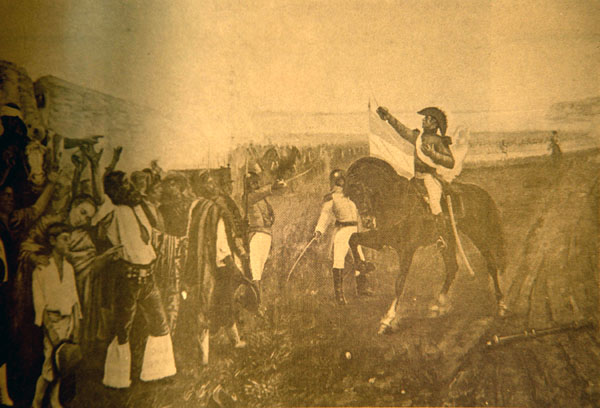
left=314, top=169, right=371, bottom=305
left=376, top=106, right=455, bottom=245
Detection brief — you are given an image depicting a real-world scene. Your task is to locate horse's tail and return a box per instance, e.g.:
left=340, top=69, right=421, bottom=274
left=454, top=182, right=506, bottom=275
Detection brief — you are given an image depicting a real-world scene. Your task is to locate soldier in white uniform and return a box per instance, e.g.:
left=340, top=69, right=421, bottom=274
left=243, top=172, right=286, bottom=295
left=314, top=169, right=371, bottom=305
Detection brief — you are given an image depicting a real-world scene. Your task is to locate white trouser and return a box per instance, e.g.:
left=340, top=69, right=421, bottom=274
left=422, top=173, right=443, bottom=215
left=249, top=232, right=272, bottom=281
left=332, top=226, right=364, bottom=269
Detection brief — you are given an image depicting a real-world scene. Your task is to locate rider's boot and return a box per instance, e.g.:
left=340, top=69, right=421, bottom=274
left=434, top=213, right=448, bottom=249
left=332, top=269, right=347, bottom=305
left=355, top=272, right=374, bottom=297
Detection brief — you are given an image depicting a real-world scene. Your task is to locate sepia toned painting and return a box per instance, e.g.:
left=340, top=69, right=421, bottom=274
left=0, top=1, right=598, bottom=407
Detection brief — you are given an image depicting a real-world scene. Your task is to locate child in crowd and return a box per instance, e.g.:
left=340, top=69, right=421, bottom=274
left=31, top=223, right=81, bottom=408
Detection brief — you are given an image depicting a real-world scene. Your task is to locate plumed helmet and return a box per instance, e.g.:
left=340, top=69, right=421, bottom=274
left=329, top=169, right=345, bottom=186
left=417, top=107, right=447, bottom=136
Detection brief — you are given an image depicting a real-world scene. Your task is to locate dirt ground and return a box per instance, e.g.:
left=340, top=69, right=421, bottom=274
left=63, top=151, right=599, bottom=408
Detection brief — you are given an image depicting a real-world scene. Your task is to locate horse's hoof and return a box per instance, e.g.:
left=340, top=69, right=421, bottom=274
left=497, top=300, right=508, bottom=317
left=427, top=306, right=440, bottom=318
left=234, top=340, right=247, bottom=349
left=377, top=323, right=393, bottom=335
left=428, top=301, right=449, bottom=318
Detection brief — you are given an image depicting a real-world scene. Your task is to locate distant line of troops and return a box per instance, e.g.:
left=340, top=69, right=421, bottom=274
left=0, top=104, right=374, bottom=407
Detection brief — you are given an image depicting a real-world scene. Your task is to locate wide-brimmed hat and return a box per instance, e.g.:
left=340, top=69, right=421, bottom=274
left=54, top=341, right=83, bottom=377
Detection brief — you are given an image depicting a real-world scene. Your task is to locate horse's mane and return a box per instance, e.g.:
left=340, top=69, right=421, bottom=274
left=346, top=157, right=412, bottom=222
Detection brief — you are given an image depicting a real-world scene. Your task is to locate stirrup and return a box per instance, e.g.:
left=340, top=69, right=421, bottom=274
left=436, top=235, right=447, bottom=249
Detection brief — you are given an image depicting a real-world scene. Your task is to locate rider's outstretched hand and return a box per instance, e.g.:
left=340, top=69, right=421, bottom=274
left=376, top=107, right=390, bottom=121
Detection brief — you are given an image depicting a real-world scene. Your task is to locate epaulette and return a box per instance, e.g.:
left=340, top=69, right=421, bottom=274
left=322, top=192, right=333, bottom=203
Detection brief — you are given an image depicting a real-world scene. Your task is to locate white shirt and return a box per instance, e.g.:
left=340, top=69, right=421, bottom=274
left=216, top=218, right=232, bottom=267
left=93, top=194, right=156, bottom=265
left=32, top=257, right=81, bottom=326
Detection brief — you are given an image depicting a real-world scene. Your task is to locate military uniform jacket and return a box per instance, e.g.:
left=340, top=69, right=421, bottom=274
left=245, top=185, right=275, bottom=235
left=315, top=186, right=359, bottom=234
left=387, top=116, right=454, bottom=174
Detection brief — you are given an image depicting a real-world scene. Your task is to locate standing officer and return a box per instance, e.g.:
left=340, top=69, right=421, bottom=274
left=314, top=169, right=371, bottom=305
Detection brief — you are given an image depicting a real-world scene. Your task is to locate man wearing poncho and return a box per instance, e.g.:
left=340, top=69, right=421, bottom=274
left=183, top=183, right=256, bottom=365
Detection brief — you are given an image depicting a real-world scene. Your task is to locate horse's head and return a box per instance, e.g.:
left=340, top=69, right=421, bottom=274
left=345, top=157, right=413, bottom=229
left=25, top=139, right=49, bottom=188
left=346, top=181, right=377, bottom=229
left=260, top=147, right=280, bottom=172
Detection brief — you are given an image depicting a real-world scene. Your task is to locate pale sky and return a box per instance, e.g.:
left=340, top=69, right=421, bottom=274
left=0, top=0, right=598, bottom=138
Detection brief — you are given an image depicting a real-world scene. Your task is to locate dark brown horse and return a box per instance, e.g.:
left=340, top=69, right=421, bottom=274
left=345, top=157, right=507, bottom=334
left=258, top=145, right=301, bottom=181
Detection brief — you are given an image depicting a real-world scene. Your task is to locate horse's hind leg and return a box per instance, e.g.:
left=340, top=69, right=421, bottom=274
left=481, top=249, right=508, bottom=316
left=465, top=225, right=508, bottom=316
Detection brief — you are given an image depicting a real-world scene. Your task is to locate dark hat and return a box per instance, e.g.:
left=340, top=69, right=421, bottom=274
left=418, top=107, right=447, bottom=136
left=54, top=341, right=83, bottom=377
left=163, top=171, right=188, bottom=186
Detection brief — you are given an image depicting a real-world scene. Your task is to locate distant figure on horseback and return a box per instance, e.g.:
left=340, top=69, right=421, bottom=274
left=376, top=106, right=454, bottom=246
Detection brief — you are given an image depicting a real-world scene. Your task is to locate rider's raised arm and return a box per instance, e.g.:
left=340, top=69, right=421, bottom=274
left=377, top=107, right=419, bottom=145
left=80, top=144, right=105, bottom=205
left=387, top=115, right=419, bottom=145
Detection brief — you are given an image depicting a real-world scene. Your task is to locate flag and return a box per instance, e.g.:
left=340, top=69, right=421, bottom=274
left=368, top=105, right=414, bottom=179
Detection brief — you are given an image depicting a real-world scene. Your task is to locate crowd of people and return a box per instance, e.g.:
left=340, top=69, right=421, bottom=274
left=0, top=99, right=380, bottom=407
left=0, top=103, right=286, bottom=407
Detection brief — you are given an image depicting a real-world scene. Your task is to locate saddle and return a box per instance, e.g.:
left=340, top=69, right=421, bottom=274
left=409, top=178, right=467, bottom=220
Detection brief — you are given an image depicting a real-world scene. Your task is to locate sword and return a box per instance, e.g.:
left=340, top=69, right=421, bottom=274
left=286, top=237, right=317, bottom=283
left=446, top=195, right=475, bottom=277
left=282, top=167, right=314, bottom=184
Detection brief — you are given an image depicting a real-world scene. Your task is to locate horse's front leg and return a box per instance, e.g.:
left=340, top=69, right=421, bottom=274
left=378, top=246, right=416, bottom=335
left=349, top=229, right=383, bottom=270
left=348, top=229, right=383, bottom=298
